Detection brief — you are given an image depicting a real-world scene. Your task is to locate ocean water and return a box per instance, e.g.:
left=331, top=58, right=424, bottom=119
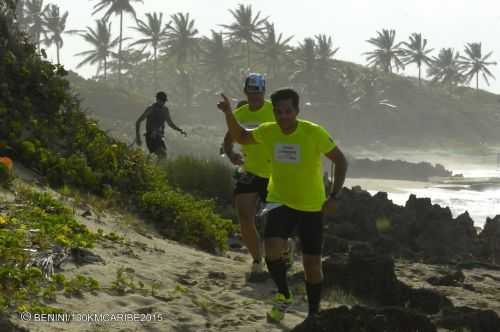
left=378, top=187, right=500, bottom=229
left=363, top=167, right=500, bottom=228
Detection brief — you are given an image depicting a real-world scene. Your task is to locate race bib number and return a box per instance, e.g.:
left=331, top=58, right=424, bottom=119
left=274, top=144, right=300, bottom=163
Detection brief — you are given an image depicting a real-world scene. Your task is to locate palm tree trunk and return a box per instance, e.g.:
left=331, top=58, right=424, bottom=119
left=154, top=46, right=158, bottom=90
left=104, top=57, right=108, bottom=80
left=118, top=11, right=123, bottom=83
left=476, top=72, right=479, bottom=93
left=247, top=40, right=250, bottom=70
left=418, top=64, right=421, bottom=87
left=56, top=44, right=60, bottom=65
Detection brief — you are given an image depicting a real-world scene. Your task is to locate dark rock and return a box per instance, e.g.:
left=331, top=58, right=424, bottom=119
left=462, top=283, right=476, bottom=292
left=208, top=271, right=226, bottom=280
left=478, top=216, right=500, bottom=263
left=291, top=305, right=436, bottom=332
left=322, top=234, right=349, bottom=254
left=81, top=209, right=92, bottom=218
left=427, top=269, right=465, bottom=286
left=408, top=288, right=453, bottom=314
left=324, top=187, right=483, bottom=262
left=322, top=248, right=408, bottom=305
left=71, top=247, right=105, bottom=265
left=436, top=306, right=500, bottom=332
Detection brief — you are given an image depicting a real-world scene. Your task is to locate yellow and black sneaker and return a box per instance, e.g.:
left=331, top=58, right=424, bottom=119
left=266, top=292, right=293, bottom=323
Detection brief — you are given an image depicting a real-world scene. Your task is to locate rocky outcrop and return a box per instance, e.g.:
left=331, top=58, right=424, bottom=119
left=316, top=247, right=500, bottom=332
left=325, top=187, right=496, bottom=263
left=435, top=306, right=500, bottom=332
left=348, top=158, right=453, bottom=181
left=322, top=247, right=452, bottom=314
left=479, top=216, right=500, bottom=264
left=292, top=305, right=436, bottom=332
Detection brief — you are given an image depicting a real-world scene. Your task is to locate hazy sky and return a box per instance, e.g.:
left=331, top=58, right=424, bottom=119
left=46, top=0, right=500, bottom=94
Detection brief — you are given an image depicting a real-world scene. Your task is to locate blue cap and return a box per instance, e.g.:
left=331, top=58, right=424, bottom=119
left=244, top=73, right=266, bottom=93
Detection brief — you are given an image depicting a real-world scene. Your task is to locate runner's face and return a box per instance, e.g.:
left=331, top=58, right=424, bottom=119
left=274, top=99, right=298, bottom=131
left=245, top=91, right=265, bottom=109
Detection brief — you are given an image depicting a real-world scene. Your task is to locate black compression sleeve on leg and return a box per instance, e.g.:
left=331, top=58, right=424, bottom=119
left=306, top=282, right=322, bottom=314
left=265, top=258, right=290, bottom=298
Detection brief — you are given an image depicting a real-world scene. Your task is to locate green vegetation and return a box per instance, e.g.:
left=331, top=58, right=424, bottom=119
left=1, top=7, right=234, bottom=254
left=110, top=267, right=144, bottom=295
left=164, top=155, right=234, bottom=205
left=0, top=186, right=98, bottom=314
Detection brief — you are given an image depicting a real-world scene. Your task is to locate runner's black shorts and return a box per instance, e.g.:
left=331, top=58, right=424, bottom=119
left=233, top=172, right=269, bottom=202
left=264, top=205, right=323, bottom=255
left=145, top=133, right=166, bottom=155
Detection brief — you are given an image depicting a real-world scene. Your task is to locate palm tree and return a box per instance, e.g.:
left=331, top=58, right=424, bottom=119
left=92, top=0, right=144, bottom=81
left=130, top=12, right=169, bottom=88
left=402, top=33, right=433, bottom=86
left=200, top=30, right=240, bottom=90
left=257, top=22, right=293, bottom=82
left=73, top=19, right=119, bottom=80
left=163, top=12, right=200, bottom=67
left=427, top=48, right=463, bottom=85
left=315, top=34, right=339, bottom=75
left=459, top=42, right=496, bottom=91
left=365, top=29, right=404, bottom=74
left=290, top=38, right=316, bottom=98
left=42, top=4, right=68, bottom=65
left=109, top=47, right=150, bottom=86
left=221, top=4, right=268, bottom=70
left=24, top=0, right=47, bottom=48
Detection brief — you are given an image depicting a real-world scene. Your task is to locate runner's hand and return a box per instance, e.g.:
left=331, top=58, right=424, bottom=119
left=228, top=152, right=243, bottom=166
left=180, top=129, right=187, bottom=137
left=217, top=93, right=232, bottom=114
left=322, top=197, right=337, bottom=217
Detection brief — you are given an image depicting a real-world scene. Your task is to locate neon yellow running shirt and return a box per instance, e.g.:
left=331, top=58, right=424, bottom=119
left=252, top=120, right=336, bottom=212
left=233, top=100, right=275, bottom=178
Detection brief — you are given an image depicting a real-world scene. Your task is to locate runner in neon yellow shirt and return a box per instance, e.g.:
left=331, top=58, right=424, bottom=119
left=222, top=73, right=275, bottom=279
left=217, top=88, right=348, bottom=327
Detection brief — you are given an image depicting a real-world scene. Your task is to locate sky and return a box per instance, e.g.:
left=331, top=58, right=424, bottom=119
left=44, top=0, right=500, bottom=94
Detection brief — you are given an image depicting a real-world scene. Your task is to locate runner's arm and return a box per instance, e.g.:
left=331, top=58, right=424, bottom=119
left=165, top=110, right=186, bottom=135
left=223, top=131, right=243, bottom=165
left=324, top=146, right=348, bottom=196
left=217, top=94, right=256, bottom=145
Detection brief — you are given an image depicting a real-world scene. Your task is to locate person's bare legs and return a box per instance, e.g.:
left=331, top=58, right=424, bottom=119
left=235, top=193, right=261, bottom=262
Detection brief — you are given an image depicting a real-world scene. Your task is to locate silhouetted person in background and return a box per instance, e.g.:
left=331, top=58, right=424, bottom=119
left=136, top=91, right=187, bottom=160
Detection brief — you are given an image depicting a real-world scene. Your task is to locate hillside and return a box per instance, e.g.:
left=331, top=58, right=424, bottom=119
left=66, top=60, right=500, bottom=154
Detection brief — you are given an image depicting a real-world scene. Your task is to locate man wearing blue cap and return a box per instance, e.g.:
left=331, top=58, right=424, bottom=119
left=223, top=73, right=275, bottom=279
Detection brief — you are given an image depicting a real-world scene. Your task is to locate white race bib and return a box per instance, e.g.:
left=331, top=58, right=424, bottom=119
left=274, top=144, right=300, bottom=163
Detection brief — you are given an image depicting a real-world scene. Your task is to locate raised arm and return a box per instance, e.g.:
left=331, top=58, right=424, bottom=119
left=217, top=93, right=256, bottom=145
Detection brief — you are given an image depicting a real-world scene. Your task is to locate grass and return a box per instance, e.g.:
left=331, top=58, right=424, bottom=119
left=323, top=287, right=362, bottom=308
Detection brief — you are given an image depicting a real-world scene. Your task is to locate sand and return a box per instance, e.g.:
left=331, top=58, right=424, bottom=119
left=6, top=168, right=311, bottom=332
